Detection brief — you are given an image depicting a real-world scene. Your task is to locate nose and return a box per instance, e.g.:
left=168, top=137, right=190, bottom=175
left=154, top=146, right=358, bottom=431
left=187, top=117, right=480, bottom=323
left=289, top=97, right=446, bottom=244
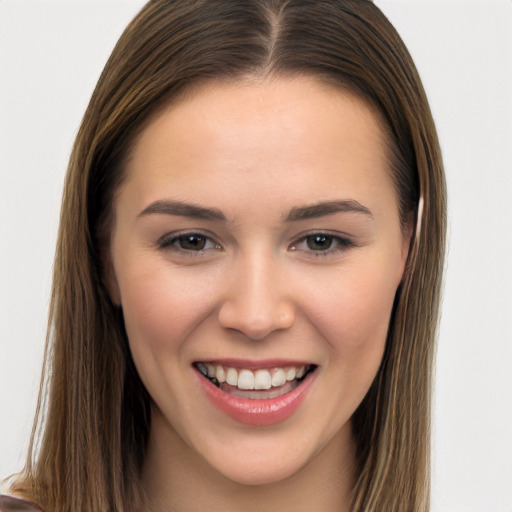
left=217, top=254, right=295, bottom=341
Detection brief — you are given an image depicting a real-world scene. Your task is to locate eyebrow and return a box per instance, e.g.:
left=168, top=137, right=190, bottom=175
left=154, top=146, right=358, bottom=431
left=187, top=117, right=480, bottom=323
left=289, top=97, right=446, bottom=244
left=138, top=200, right=226, bottom=221
left=285, top=200, right=373, bottom=221
left=138, top=199, right=373, bottom=222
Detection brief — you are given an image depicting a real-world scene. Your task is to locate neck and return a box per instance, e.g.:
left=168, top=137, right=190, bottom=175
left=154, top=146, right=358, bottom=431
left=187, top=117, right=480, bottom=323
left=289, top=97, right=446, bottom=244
left=141, top=410, right=357, bottom=512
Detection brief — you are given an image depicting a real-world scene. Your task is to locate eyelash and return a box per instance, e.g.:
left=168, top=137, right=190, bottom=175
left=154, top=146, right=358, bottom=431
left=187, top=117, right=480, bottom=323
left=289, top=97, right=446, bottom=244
left=156, top=231, right=355, bottom=257
left=156, top=231, right=221, bottom=256
left=289, top=232, right=355, bottom=256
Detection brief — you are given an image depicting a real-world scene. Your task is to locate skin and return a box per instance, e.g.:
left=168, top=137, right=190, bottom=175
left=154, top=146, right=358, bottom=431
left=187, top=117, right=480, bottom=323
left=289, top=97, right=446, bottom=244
left=107, top=76, right=411, bottom=512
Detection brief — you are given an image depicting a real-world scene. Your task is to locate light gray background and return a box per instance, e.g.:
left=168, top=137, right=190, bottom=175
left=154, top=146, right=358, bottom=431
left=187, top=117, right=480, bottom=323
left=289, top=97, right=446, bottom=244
left=1, top=1, right=511, bottom=510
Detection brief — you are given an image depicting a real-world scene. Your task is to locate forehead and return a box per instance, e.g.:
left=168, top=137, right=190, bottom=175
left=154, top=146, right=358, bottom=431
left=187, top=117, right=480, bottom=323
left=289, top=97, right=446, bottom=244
left=120, top=76, right=396, bottom=220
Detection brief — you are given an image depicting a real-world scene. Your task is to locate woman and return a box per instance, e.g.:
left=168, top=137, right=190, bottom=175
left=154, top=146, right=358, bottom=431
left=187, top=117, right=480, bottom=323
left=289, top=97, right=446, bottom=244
left=1, top=0, right=446, bottom=510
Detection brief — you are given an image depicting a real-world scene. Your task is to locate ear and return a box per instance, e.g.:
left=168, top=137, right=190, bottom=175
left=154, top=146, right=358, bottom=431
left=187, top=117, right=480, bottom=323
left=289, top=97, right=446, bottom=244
left=101, top=244, right=121, bottom=306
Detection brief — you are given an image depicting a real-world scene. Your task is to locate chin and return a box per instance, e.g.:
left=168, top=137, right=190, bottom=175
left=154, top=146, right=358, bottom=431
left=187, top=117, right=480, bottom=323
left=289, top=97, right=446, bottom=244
left=212, top=454, right=307, bottom=487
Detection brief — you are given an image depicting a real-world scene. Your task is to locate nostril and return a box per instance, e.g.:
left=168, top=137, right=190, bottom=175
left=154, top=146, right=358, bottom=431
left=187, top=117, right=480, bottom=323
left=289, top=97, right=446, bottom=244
left=218, top=304, right=295, bottom=341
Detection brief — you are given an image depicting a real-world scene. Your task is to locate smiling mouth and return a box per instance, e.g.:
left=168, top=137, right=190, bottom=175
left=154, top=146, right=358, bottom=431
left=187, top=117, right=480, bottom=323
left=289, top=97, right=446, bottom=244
left=194, top=362, right=317, bottom=399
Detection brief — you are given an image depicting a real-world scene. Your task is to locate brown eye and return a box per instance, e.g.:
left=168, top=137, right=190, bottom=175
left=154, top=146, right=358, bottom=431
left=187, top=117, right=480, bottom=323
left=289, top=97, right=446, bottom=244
left=157, top=232, right=220, bottom=253
left=288, top=232, right=355, bottom=256
left=178, top=234, right=207, bottom=251
left=306, top=235, right=334, bottom=251
left=157, top=232, right=221, bottom=256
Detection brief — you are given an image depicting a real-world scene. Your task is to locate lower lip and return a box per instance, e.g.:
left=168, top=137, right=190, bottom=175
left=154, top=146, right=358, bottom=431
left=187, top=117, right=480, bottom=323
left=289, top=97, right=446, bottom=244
left=196, top=369, right=316, bottom=426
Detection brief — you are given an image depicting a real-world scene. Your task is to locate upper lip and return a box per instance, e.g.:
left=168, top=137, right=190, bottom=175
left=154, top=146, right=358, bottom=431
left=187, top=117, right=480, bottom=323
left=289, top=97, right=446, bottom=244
left=193, top=358, right=316, bottom=370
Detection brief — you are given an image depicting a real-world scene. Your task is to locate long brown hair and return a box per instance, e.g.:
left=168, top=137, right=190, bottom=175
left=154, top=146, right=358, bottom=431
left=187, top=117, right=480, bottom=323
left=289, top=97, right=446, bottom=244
left=12, top=1, right=446, bottom=510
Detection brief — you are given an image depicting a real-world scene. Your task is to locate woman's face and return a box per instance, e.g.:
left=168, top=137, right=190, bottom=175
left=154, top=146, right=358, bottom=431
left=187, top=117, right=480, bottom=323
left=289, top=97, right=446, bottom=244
left=109, top=77, right=410, bottom=486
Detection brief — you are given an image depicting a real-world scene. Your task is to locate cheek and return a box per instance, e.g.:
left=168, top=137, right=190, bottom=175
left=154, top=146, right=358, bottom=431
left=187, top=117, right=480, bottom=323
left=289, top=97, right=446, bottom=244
left=116, top=259, right=220, bottom=357
left=302, top=261, right=400, bottom=426
left=307, top=260, right=399, bottom=357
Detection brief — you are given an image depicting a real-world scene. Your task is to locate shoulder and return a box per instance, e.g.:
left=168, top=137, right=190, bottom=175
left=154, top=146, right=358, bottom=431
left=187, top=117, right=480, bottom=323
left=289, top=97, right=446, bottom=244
left=0, top=495, right=42, bottom=512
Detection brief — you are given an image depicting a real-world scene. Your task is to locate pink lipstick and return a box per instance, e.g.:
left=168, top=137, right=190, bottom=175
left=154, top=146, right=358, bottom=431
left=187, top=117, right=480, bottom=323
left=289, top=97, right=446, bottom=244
left=194, top=361, right=317, bottom=426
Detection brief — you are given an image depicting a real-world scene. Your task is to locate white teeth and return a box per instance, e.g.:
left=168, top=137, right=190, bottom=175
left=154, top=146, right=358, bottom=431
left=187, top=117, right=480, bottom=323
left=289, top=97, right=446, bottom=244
left=254, top=369, right=272, bottom=390
left=198, top=363, right=311, bottom=390
left=271, top=369, right=287, bottom=387
left=238, top=370, right=255, bottom=390
left=286, top=368, right=297, bottom=381
left=226, top=367, right=238, bottom=386
left=216, top=365, right=226, bottom=383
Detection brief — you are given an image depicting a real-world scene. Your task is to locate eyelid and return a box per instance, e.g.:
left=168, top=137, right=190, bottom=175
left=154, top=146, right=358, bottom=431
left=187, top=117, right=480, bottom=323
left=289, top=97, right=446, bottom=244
left=288, top=230, right=356, bottom=255
left=156, top=229, right=222, bottom=252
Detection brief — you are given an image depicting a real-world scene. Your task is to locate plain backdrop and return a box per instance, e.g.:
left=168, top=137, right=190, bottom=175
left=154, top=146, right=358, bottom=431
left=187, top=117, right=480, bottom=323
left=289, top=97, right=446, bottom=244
left=1, top=1, right=511, bottom=510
